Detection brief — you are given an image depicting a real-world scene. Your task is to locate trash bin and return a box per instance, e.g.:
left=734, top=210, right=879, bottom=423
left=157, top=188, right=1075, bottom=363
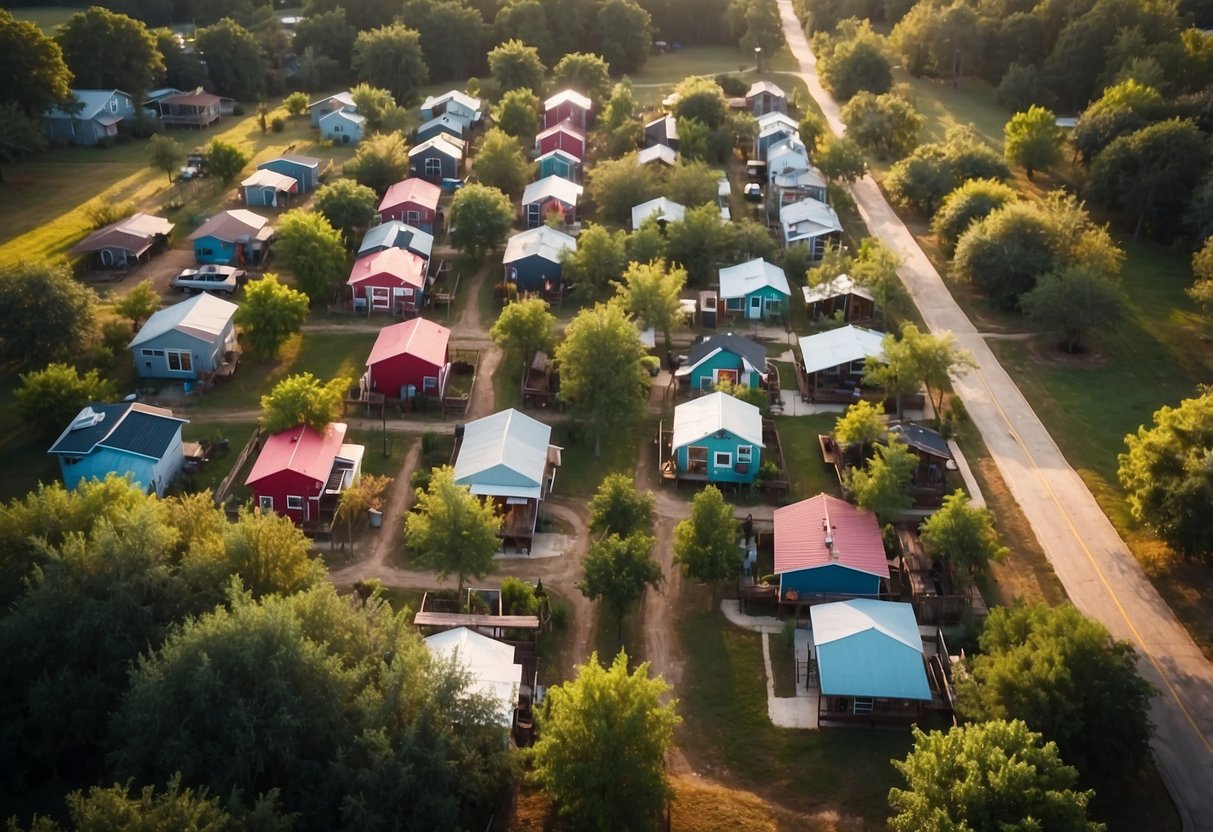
left=368, top=509, right=382, bottom=528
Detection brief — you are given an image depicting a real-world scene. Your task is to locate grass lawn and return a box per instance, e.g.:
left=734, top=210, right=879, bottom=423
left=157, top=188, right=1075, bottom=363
left=893, top=69, right=1010, bottom=150
left=773, top=414, right=842, bottom=500
left=346, top=428, right=407, bottom=479
left=179, top=420, right=257, bottom=497
left=551, top=416, right=651, bottom=496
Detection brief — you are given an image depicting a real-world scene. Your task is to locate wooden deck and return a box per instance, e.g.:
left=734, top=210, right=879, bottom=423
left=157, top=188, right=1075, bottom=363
left=896, top=526, right=988, bottom=625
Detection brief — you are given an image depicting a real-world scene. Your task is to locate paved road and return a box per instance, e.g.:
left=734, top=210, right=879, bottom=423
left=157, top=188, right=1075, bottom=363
left=776, top=2, right=1213, bottom=827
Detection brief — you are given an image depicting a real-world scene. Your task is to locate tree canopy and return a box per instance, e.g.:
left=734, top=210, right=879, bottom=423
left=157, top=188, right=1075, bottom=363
left=919, top=489, right=1008, bottom=584
left=1020, top=265, right=1126, bottom=353
left=56, top=8, right=162, bottom=99
left=344, top=131, right=411, bottom=193
left=492, top=87, right=541, bottom=138
left=593, top=0, right=653, bottom=74
left=673, top=485, right=741, bottom=596
left=0, top=10, right=72, bottom=117
left=814, top=19, right=893, bottom=101
left=195, top=18, right=266, bottom=101
left=472, top=128, right=531, bottom=196
left=885, top=125, right=1009, bottom=216
left=588, top=473, right=656, bottom=537
left=841, top=89, right=924, bottom=161
left=552, top=52, right=612, bottom=102
left=260, top=373, right=348, bottom=433
left=490, top=296, right=557, bottom=374
left=489, top=38, right=546, bottom=94
left=233, top=275, right=309, bottom=359
left=405, top=465, right=501, bottom=594
left=930, top=178, right=1018, bottom=254
left=16, top=364, right=116, bottom=436
left=0, top=261, right=97, bottom=368
left=449, top=183, right=515, bottom=258
left=204, top=139, right=249, bottom=185
left=114, top=279, right=162, bottom=329
left=313, top=178, right=379, bottom=247
left=1004, top=105, right=1065, bottom=181
left=272, top=210, right=348, bottom=303
left=578, top=532, right=662, bottom=638
left=403, top=0, right=488, bottom=83
left=561, top=223, right=629, bottom=302
left=585, top=155, right=659, bottom=227
left=848, top=440, right=916, bottom=524
left=352, top=23, right=429, bottom=104
left=616, top=258, right=686, bottom=351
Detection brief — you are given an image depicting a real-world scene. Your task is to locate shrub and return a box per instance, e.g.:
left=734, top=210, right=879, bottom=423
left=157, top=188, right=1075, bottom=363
left=86, top=201, right=136, bottom=230
left=500, top=577, right=542, bottom=615
left=232, top=103, right=245, bottom=116
left=271, top=116, right=285, bottom=132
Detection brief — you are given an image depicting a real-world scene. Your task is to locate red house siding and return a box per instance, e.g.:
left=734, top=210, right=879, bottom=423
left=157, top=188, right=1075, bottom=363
left=251, top=470, right=324, bottom=524
left=349, top=273, right=420, bottom=304
left=537, top=131, right=585, bottom=160
left=544, top=104, right=588, bottom=130
left=378, top=201, right=437, bottom=227
left=368, top=351, right=447, bottom=398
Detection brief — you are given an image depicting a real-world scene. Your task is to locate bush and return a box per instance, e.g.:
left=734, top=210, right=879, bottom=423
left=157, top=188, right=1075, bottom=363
left=409, top=467, right=432, bottom=491
left=101, top=319, right=133, bottom=352
left=85, top=200, right=136, bottom=230
left=500, top=576, right=542, bottom=615
left=271, top=116, right=285, bottom=132
left=232, top=103, right=245, bottom=116
left=714, top=73, right=749, bottom=96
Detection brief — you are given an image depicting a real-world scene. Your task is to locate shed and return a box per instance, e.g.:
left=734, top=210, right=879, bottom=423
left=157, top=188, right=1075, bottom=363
left=130, top=293, right=239, bottom=380
left=718, top=258, right=791, bottom=321
left=245, top=422, right=364, bottom=526
left=771, top=167, right=828, bottom=206
left=357, top=221, right=434, bottom=260
left=48, top=403, right=187, bottom=497
left=240, top=168, right=298, bottom=207
left=308, top=91, right=357, bottom=128
left=798, top=324, right=886, bottom=392
left=536, top=148, right=581, bottom=182
left=756, top=120, right=798, bottom=161
left=347, top=247, right=427, bottom=314
left=746, top=80, right=787, bottom=116
left=644, top=114, right=679, bottom=149
left=802, top=274, right=875, bottom=323
left=670, top=392, right=764, bottom=484
left=366, top=318, right=450, bottom=399
left=775, top=494, right=889, bottom=599
left=780, top=198, right=842, bottom=259
left=187, top=209, right=273, bottom=265
left=677, top=332, right=769, bottom=391
left=43, top=89, right=136, bottom=146
left=631, top=196, right=685, bottom=231
left=521, top=175, right=583, bottom=229
left=544, top=90, right=592, bottom=130
left=503, top=226, right=576, bottom=292
left=535, top=122, right=586, bottom=160
left=70, top=212, right=173, bottom=269
left=408, top=134, right=464, bottom=181
left=320, top=109, right=365, bottom=145
left=378, top=177, right=442, bottom=231
left=257, top=154, right=322, bottom=193
left=425, top=627, right=523, bottom=728
left=637, top=144, right=679, bottom=167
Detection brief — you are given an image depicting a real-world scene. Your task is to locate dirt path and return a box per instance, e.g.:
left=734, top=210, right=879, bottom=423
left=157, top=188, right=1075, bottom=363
left=457, top=255, right=495, bottom=337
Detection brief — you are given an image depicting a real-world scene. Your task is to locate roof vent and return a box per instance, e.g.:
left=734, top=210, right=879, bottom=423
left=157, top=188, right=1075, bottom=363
left=69, top=407, right=105, bottom=431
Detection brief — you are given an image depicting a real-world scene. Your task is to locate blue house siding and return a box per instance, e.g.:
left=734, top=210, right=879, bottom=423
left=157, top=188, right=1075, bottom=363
left=538, top=156, right=579, bottom=181
left=508, top=254, right=562, bottom=292
left=689, top=350, right=762, bottom=391
left=58, top=438, right=183, bottom=497
left=258, top=159, right=319, bottom=192
left=192, top=236, right=240, bottom=265
left=132, top=329, right=231, bottom=380
left=726, top=285, right=788, bottom=321
left=320, top=112, right=363, bottom=145
left=674, top=430, right=761, bottom=484
left=779, top=564, right=880, bottom=598
left=409, top=149, right=458, bottom=182
left=244, top=185, right=279, bottom=207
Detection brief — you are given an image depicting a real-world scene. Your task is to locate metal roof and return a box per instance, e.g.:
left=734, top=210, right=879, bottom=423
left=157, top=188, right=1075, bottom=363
left=268, top=154, right=321, bottom=168
left=308, top=91, right=356, bottom=109
left=130, top=292, right=238, bottom=348
left=70, top=212, right=174, bottom=256
left=535, top=121, right=586, bottom=142
left=425, top=627, right=524, bottom=728
left=747, top=80, right=786, bottom=98
left=380, top=177, right=442, bottom=212
left=246, top=422, right=349, bottom=486
left=320, top=109, right=365, bottom=126
left=810, top=600, right=932, bottom=701
left=536, top=148, right=580, bottom=165
left=347, top=247, right=426, bottom=289
left=544, top=89, right=592, bottom=111
left=887, top=422, right=952, bottom=461
left=636, top=144, right=678, bottom=166
left=781, top=198, right=842, bottom=243
left=801, top=274, right=874, bottom=305
left=187, top=209, right=271, bottom=242
left=48, top=403, right=186, bottom=460
left=718, top=258, right=791, bottom=300
left=798, top=325, right=886, bottom=376
left=773, top=494, right=889, bottom=577
left=45, top=89, right=130, bottom=120
left=421, top=89, right=482, bottom=114
left=631, top=197, right=685, bottom=230
left=366, top=318, right=450, bottom=369
left=454, top=409, right=553, bottom=499
left=773, top=167, right=828, bottom=190
left=522, top=175, right=583, bottom=207
left=240, top=168, right=298, bottom=191
left=672, top=392, right=764, bottom=450
left=418, top=112, right=464, bottom=135
left=685, top=333, right=768, bottom=376
left=502, top=226, right=576, bottom=266
left=768, top=136, right=809, bottom=165
left=756, top=111, right=798, bottom=131
left=408, top=135, right=463, bottom=159
left=358, top=221, right=433, bottom=259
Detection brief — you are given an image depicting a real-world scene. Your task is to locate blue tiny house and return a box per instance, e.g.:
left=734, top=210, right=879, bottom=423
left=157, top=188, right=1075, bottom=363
left=48, top=403, right=188, bottom=497
left=320, top=110, right=365, bottom=145
left=257, top=155, right=322, bottom=193
left=668, top=392, right=764, bottom=485
left=502, top=226, right=576, bottom=292
left=718, top=258, right=791, bottom=322
left=43, top=89, right=136, bottom=146
left=681, top=333, right=769, bottom=392
left=129, top=293, right=239, bottom=380
left=536, top=149, right=581, bottom=182
left=187, top=210, right=272, bottom=266
left=408, top=136, right=463, bottom=182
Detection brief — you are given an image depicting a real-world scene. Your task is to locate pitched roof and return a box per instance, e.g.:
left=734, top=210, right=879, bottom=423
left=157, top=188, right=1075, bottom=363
left=346, top=247, right=426, bottom=289
left=418, top=112, right=465, bottom=135
left=672, top=392, right=764, bottom=450
left=70, top=212, right=174, bottom=256
left=425, top=627, right=522, bottom=728
left=544, top=89, right=592, bottom=111
left=756, top=111, right=798, bottom=131
left=631, top=196, right=685, bottom=230
left=798, top=325, right=886, bottom=375
left=358, top=221, right=434, bottom=259
left=887, top=422, right=952, bottom=461
left=768, top=136, right=809, bottom=165
left=747, top=80, right=786, bottom=99
left=308, top=91, right=356, bottom=109
left=773, top=493, right=889, bottom=577
left=502, top=226, right=577, bottom=266
left=266, top=153, right=321, bottom=168
left=421, top=89, right=482, bottom=113
left=48, top=402, right=185, bottom=460
left=187, top=209, right=271, bottom=242
left=246, top=422, right=348, bottom=486
left=772, top=167, right=827, bottom=190
left=130, top=292, right=237, bottom=348
left=801, top=274, right=874, bottom=305
left=320, top=109, right=365, bottom=126
left=536, top=121, right=586, bottom=142
left=536, top=148, right=581, bottom=165
left=161, top=90, right=221, bottom=107
left=454, top=409, right=554, bottom=499
left=45, top=89, right=130, bottom=120
left=685, top=333, right=768, bottom=376
left=380, top=177, right=442, bottom=212
left=810, top=600, right=932, bottom=701
left=758, top=120, right=797, bottom=141
left=636, top=144, right=678, bottom=166
left=367, top=318, right=450, bottom=369
left=781, top=198, right=842, bottom=242
left=522, top=175, right=583, bottom=207
left=408, top=134, right=463, bottom=159
left=240, top=168, right=298, bottom=191
left=718, top=258, right=791, bottom=300
left=645, top=114, right=679, bottom=140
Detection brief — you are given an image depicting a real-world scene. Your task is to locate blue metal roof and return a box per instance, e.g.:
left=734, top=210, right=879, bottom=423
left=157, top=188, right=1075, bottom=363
left=48, top=403, right=186, bottom=461
left=810, top=600, right=931, bottom=701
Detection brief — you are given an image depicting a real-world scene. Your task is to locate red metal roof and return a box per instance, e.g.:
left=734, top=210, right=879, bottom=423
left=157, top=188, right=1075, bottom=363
left=379, top=177, right=442, bottom=213
left=367, top=318, right=450, bottom=369
left=773, top=494, right=890, bottom=578
left=346, top=247, right=426, bottom=289
left=245, top=422, right=348, bottom=486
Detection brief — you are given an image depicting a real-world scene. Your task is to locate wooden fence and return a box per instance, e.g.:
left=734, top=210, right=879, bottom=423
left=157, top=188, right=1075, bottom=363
left=213, top=426, right=262, bottom=508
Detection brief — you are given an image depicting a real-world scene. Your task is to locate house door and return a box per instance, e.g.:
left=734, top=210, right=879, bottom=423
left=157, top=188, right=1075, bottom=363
left=749, top=295, right=762, bottom=319
left=369, top=286, right=391, bottom=311
left=99, top=249, right=114, bottom=267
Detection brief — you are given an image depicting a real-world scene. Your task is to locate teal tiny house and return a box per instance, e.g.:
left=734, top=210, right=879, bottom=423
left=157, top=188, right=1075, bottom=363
left=48, top=403, right=187, bottom=497
left=718, top=258, right=790, bottom=322
left=774, top=494, right=889, bottom=599
left=669, top=392, right=764, bottom=485
left=536, top=149, right=581, bottom=182
left=187, top=210, right=272, bottom=265
left=679, top=333, right=770, bottom=392
left=257, top=155, right=322, bottom=193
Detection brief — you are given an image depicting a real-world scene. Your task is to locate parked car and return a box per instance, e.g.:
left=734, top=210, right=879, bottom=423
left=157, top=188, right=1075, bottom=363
left=171, top=265, right=242, bottom=295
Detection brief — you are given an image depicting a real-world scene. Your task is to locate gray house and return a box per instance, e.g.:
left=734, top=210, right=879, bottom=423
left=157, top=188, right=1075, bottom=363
left=129, top=293, right=239, bottom=381
left=43, top=89, right=137, bottom=146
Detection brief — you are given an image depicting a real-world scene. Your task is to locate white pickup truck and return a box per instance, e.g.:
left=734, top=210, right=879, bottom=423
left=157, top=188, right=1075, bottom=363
left=170, top=265, right=244, bottom=295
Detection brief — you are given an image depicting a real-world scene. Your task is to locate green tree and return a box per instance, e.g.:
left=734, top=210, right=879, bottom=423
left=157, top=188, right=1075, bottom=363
left=233, top=275, right=309, bottom=358
left=673, top=485, right=741, bottom=600
left=335, top=473, right=391, bottom=553
left=1004, top=105, right=1064, bottom=181
left=0, top=261, right=97, bottom=368
left=353, top=23, right=429, bottom=104
left=0, top=9, right=72, bottom=117
left=1072, top=78, right=1165, bottom=163
left=449, top=183, right=515, bottom=259
left=223, top=507, right=326, bottom=597
left=283, top=90, right=309, bottom=120
left=8, top=776, right=254, bottom=831
left=1020, top=265, right=1126, bottom=353
left=490, top=296, right=557, bottom=382
left=405, top=465, right=501, bottom=595
left=885, top=125, right=1009, bottom=216
left=585, top=155, right=658, bottom=226
left=664, top=161, right=721, bottom=207
left=887, top=322, right=976, bottom=422
left=349, top=82, right=402, bottom=132
left=154, top=27, right=206, bottom=91
left=889, top=0, right=982, bottom=86
left=1118, top=390, right=1213, bottom=562
left=56, top=7, right=162, bottom=101
left=473, top=128, right=531, bottom=196
left=1188, top=236, right=1213, bottom=311
left=671, top=76, right=728, bottom=129
left=848, top=440, right=916, bottom=524
left=313, top=178, right=379, bottom=247
left=273, top=210, right=348, bottom=303
left=0, top=103, right=48, bottom=183
left=259, top=372, right=348, bottom=433
left=294, top=6, right=356, bottom=69
left=556, top=301, right=651, bottom=457
left=492, top=88, right=541, bottom=138
left=493, top=0, right=555, bottom=64
left=148, top=134, right=184, bottom=184
left=627, top=220, right=667, bottom=265
left=833, top=399, right=885, bottom=462
left=728, top=0, right=784, bottom=52
left=114, top=279, right=162, bottom=329
left=489, top=38, right=546, bottom=93
left=851, top=238, right=908, bottom=329
left=16, top=363, right=116, bottom=436
left=560, top=223, right=629, bottom=302
left=594, top=0, right=653, bottom=74
left=204, top=139, right=250, bottom=185
left=588, top=473, right=656, bottom=537
left=552, top=52, right=612, bottom=102
left=195, top=18, right=267, bottom=101
left=919, top=489, right=1007, bottom=583
left=344, top=131, right=411, bottom=193
left=600, top=79, right=637, bottom=132
left=841, top=89, right=924, bottom=160
left=958, top=604, right=1155, bottom=784
left=815, top=135, right=868, bottom=184
left=295, top=45, right=342, bottom=93
left=617, top=258, right=686, bottom=351
left=930, top=178, right=1017, bottom=253
left=578, top=532, right=662, bottom=638
left=402, top=0, right=488, bottom=83
left=814, top=19, right=893, bottom=100
left=530, top=650, right=679, bottom=832
left=665, top=203, right=729, bottom=285
left=889, top=720, right=1104, bottom=832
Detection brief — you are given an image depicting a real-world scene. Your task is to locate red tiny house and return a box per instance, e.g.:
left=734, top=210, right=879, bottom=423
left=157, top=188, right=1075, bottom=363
left=365, top=318, right=451, bottom=399
left=543, top=90, right=591, bottom=130
left=535, top=122, right=586, bottom=160
left=245, top=422, right=365, bottom=530
left=347, top=247, right=427, bottom=315
left=377, top=177, right=442, bottom=232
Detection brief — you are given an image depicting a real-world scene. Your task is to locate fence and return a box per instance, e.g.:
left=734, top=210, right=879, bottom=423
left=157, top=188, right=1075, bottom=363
left=212, top=426, right=262, bottom=508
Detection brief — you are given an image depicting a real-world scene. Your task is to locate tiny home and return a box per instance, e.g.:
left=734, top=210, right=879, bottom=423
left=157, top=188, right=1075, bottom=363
left=780, top=198, right=842, bottom=259
left=409, top=134, right=464, bottom=182
left=771, top=167, right=828, bottom=207
left=241, top=168, right=298, bottom=207
left=150, top=89, right=222, bottom=128
left=798, top=324, right=887, bottom=398
left=420, top=90, right=482, bottom=126
left=544, top=90, right=592, bottom=130
left=245, top=421, right=364, bottom=527
left=718, top=258, right=791, bottom=321
left=756, top=119, right=798, bottom=161
left=637, top=144, right=678, bottom=167
left=521, top=175, right=583, bottom=229
left=802, top=274, right=875, bottom=323
left=187, top=210, right=273, bottom=265
left=669, top=392, right=764, bottom=485
left=365, top=317, right=451, bottom=399
left=69, top=212, right=173, bottom=269
left=767, top=136, right=811, bottom=183
left=536, top=148, right=581, bottom=182
left=320, top=109, right=365, bottom=145
left=644, top=114, right=679, bottom=149
left=677, top=332, right=769, bottom=392
left=48, top=403, right=187, bottom=497
left=257, top=154, right=322, bottom=193
left=502, top=225, right=576, bottom=293
left=631, top=196, right=685, bottom=231
left=416, top=113, right=465, bottom=143
left=129, top=293, right=239, bottom=380
left=346, top=247, right=427, bottom=314
left=746, top=80, right=787, bottom=116
left=774, top=493, right=889, bottom=599
left=378, top=177, right=442, bottom=231
left=357, top=221, right=434, bottom=260
left=308, top=91, right=357, bottom=127
left=535, top=122, right=586, bottom=160
left=43, top=89, right=136, bottom=146
left=424, top=627, right=524, bottom=729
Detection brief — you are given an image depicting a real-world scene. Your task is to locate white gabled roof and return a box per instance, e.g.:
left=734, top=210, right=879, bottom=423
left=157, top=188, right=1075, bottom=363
left=240, top=168, right=298, bottom=191
left=422, top=89, right=482, bottom=113
left=409, top=134, right=463, bottom=159
left=544, top=89, right=592, bottom=111
left=798, top=325, right=887, bottom=375
left=781, top=198, right=842, bottom=243
left=802, top=274, right=873, bottom=305
left=773, top=167, right=827, bottom=191
left=425, top=627, right=523, bottom=728
left=636, top=144, right=678, bottom=166
left=757, top=111, right=798, bottom=132
left=522, top=175, right=583, bottom=207
left=672, top=391, right=765, bottom=450
left=46, top=89, right=130, bottom=120
left=320, top=108, right=366, bottom=126
left=308, top=91, right=356, bottom=109
left=718, top=258, right=791, bottom=301
left=768, top=136, right=809, bottom=166
left=130, top=293, right=237, bottom=348
left=747, top=80, right=786, bottom=99
left=454, top=408, right=554, bottom=499
left=631, top=197, right=685, bottom=230
left=502, top=226, right=577, bottom=266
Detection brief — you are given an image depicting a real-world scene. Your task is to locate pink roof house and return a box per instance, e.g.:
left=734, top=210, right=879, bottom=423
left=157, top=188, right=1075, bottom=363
left=347, top=247, right=427, bottom=314
left=245, top=422, right=364, bottom=526
left=773, top=493, right=890, bottom=600
left=378, top=177, right=442, bottom=232
left=365, top=318, right=451, bottom=399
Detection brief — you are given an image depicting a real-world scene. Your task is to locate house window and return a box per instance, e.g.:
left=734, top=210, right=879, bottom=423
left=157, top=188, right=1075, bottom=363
left=286, top=495, right=303, bottom=511
left=167, top=351, right=193, bottom=372
left=406, top=210, right=421, bottom=225
left=141, top=349, right=155, bottom=356
left=852, top=698, right=874, bottom=714
left=425, top=157, right=442, bottom=177
left=737, top=446, right=753, bottom=465
left=714, top=451, right=732, bottom=468
left=109, top=98, right=118, bottom=112
left=258, top=495, right=274, bottom=511
left=726, top=298, right=744, bottom=311
left=423, top=376, right=438, bottom=391
left=849, top=359, right=866, bottom=374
